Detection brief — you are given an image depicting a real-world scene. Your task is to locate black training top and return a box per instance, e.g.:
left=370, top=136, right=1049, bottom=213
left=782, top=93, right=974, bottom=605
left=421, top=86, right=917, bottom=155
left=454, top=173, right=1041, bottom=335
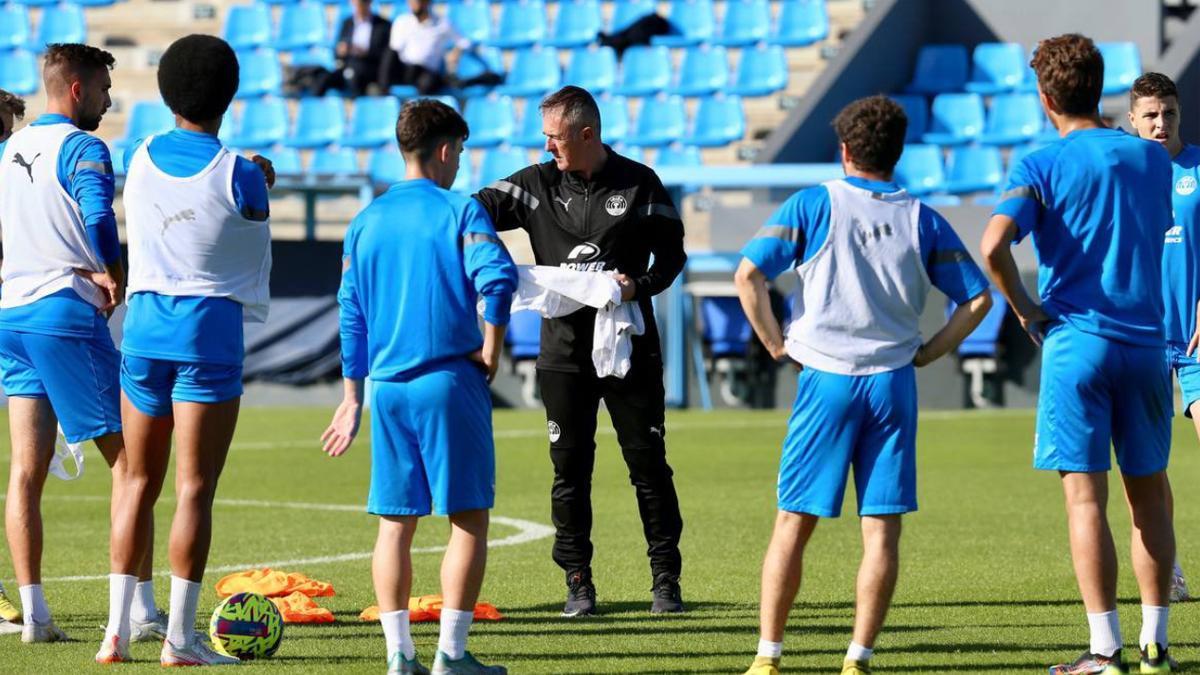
left=473, top=147, right=687, bottom=373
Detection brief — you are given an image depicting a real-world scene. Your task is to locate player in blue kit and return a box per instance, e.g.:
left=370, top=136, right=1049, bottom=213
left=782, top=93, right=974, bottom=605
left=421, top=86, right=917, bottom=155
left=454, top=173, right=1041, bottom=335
left=1128, top=72, right=1200, bottom=606
left=981, top=35, right=1177, bottom=675
left=736, top=95, right=993, bottom=675
left=321, top=99, right=517, bottom=675
left=97, top=35, right=274, bottom=666
left=0, top=44, right=160, bottom=645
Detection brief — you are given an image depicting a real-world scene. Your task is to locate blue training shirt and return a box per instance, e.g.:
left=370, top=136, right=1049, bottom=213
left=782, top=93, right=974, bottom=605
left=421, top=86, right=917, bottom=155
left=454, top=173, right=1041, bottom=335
left=740, top=176, right=989, bottom=304
left=119, top=129, right=270, bottom=365
left=1162, top=144, right=1200, bottom=347
left=339, top=178, right=518, bottom=381
left=993, top=127, right=1173, bottom=347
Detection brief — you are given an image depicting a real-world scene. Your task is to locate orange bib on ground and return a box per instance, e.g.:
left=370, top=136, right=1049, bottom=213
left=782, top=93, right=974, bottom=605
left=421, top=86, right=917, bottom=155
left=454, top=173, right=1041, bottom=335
left=270, top=591, right=336, bottom=624
left=359, top=596, right=503, bottom=623
left=215, top=568, right=335, bottom=599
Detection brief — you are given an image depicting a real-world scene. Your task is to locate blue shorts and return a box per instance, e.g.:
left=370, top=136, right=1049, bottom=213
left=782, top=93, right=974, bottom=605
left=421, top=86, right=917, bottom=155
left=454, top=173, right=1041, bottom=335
left=778, top=365, right=918, bottom=518
left=1168, top=342, right=1200, bottom=418
left=120, top=355, right=244, bottom=418
left=368, top=359, right=495, bottom=517
left=1036, top=324, right=1171, bottom=476
left=0, top=328, right=121, bottom=443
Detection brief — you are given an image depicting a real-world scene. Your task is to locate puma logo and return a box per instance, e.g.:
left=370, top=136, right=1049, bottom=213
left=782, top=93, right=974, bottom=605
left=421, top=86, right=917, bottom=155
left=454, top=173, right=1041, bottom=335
left=555, top=196, right=572, bottom=211
left=153, top=203, right=196, bottom=234
left=12, top=152, right=40, bottom=183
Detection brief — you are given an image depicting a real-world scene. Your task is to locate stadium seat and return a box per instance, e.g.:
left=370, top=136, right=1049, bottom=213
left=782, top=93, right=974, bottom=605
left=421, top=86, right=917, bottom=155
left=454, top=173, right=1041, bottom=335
left=714, top=0, right=769, bottom=47
left=979, top=93, right=1042, bottom=146
left=225, top=98, right=289, bottom=150
left=478, top=146, right=529, bottom=187
left=463, top=95, right=516, bottom=148
left=686, top=95, right=745, bottom=147
left=892, top=94, right=928, bottom=144
left=966, top=42, right=1025, bottom=94
left=922, top=93, right=984, bottom=146
left=33, top=3, right=85, bottom=52
left=74, top=0, right=116, bottom=8
left=905, top=44, right=968, bottom=95
left=597, top=95, right=629, bottom=142
left=546, top=0, right=601, bottom=48
left=274, top=2, right=326, bottom=52
left=497, top=46, right=561, bottom=97
left=269, top=146, right=304, bottom=176
left=671, top=45, right=729, bottom=97
left=217, top=110, right=235, bottom=146
left=342, top=96, right=401, bottom=148
left=447, top=0, right=489, bottom=44
left=625, top=95, right=686, bottom=147
left=652, top=0, right=715, bottom=47
left=367, top=145, right=406, bottom=184
left=487, top=0, right=547, bottom=49
left=512, top=98, right=546, bottom=148
left=1016, top=54, right=1038, bottom=93
left=114, top=101, right=175, bottom=149
left=309, top=146, right=359, bottom=175
left=451, top=150, right=473, bottom=192
left=507, top=310, right=541, bottom=361
left=453, top=46, right=504, bottom=98
left=285, top=97, right=345, bottom=148
left=894, top=144, right=946, bottom=196
left=957, top=290, right=1007, bottom=357
left=564, top=46, right=617, bottom=93
left=609, top=0, right=656, bottom=32
left=235, top=49, right=283, bottom=99
left=728, top=44, right=787, bottom=97
left=290, top=46, right=336, bottom=70
left=224, top=4, right=272, bottom=51
left=655, top=143, right=701, bottom=167
left=0, top=5, right=30, bottom=51
left=614, top=45, right=671, bottom=96
left=615, top=143, right=644, bottom=162
left=701, top=297, right=752, bottom=357
left=943, top=145, right=1003, bottom=194
left=769, top=0, right=828, bottom=47
left=1099, top=42, right=1141, bottom=95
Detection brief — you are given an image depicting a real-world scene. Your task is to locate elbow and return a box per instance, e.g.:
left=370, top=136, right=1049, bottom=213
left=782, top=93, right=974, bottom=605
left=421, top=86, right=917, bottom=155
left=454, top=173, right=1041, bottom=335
left=973, top=289, right=994, bottom=316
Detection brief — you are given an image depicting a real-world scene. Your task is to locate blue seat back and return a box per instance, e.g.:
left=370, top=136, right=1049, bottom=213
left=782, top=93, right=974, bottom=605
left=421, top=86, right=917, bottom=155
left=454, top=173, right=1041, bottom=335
left=689, top=95, right=744, bottom=147
left=447, top=0, right=490, bottom=44
left=344, top=96, right=402, bottom=148
left=894, top=144, right=945, bottom=196
left=927, top=92, right=984, bottom=142
left=952, top=289, right=1007, bottom=357
left=275, top=2, right=325, bottom=51
left=597, top=95, right=629, bottom=142
left=771, top=0, right=827, bottom=46
left=456, top=46, right=504, bottom=96
left=501, top=46, right=561, bottom=96
left=610, top=0, right=656, bottom=32
left=367, top=146, right=406, bottom=184
left=716, top=0, right=768, bottom=46
left=0, top=49, right=37, bottom=95
left=36, top=3, right=85, bottom=50
left=967, top=42, right=1024, bottom=93
left=701, top=297, right=752, bottom=357
left=236, top=48, right=282, bottom=98
left=549, top=0, right=600, bottom=47
left=660, top=0, right=715, bottom=45
left=269, top=146, right=303, bottom=176
left=656, top=143, right=701, bottom=167
left=615, top=45, right=670, bottom=96
left=945, top=145, right=1003, bottom=193
left=672, top=45, right=728, bottom=96
left=892, top=94, right=928, bottom=143
left=0, top=5, right=30, bottom=50
left=124, top=101, right=175, bottom=142
left=463, top=96, right=516, bottom=147
left=230, top=98, right=289, bottom=148
left=479, top=146, right=529, bottom=186
left=224, top=4, right=272, bottom=50
left=506, top=310, right=541, bottom=360
left=629, top=95, right=686, bottom=147
left=730, top=44, right=786, bottom=97
left=290, top=96, right=345, bottom=147
left=513, top=97, right=547, bottom=147
left=310, top=146, right=358, bottom=175
left=564, top=46, right=616, bottom=93
left=291, top=45, right=336, bottom=69
left=907, top=44, right=968, bottom=94
left=982, top=93, right=1042, bottom=144
left=490, top=0, right=546, bottom=48
left=1098, top=42, right=1141, bottom=95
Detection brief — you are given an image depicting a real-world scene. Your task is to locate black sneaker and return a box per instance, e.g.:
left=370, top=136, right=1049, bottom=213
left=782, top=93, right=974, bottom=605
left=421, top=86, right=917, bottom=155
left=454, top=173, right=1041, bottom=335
left=650, top=573, right=685, bottom=614
left=561, top=569, right=596, bottom=618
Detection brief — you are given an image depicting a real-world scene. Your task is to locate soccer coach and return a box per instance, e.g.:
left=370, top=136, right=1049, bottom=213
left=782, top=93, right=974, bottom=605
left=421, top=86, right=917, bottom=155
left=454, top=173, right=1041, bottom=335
left=474, top=85, right=687, bottom=617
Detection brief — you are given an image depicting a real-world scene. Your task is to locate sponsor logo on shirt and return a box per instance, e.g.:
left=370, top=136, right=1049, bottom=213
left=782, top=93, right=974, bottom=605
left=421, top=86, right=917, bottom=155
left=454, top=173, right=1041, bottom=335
left=1178, top=175, right=1197, bottom=196
left=605, top=194, right=628, bottom=216
left=1166, top=225, right=1183, bottom=245
left=561, top=242, right=607, bottom=272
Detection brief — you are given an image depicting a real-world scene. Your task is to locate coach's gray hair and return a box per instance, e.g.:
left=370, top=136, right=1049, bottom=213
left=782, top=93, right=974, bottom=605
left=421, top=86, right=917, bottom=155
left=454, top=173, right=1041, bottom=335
left=539, top=85, right=602, bottom=137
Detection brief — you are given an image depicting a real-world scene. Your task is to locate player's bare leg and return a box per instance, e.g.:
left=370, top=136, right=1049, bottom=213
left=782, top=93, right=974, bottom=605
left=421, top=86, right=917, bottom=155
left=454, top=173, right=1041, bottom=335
left=1123, top=470, right=1175, bottom=670
left=374, top=516, right=425, bottom=673
left=758, top=511, right=820, bottom=642
left=850, top=515, right=902, bottom=656
left=1062, top=472, right=1119, bottom=612
left=432, top=508, right=502, bottom=674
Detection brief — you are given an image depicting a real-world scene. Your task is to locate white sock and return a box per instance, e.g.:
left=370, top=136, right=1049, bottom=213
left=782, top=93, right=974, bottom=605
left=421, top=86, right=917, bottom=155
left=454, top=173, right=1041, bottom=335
left=437, top=607, right=473, bottom=660
left=132, top=580, right=158, bottom=623
left=756, top=638, right=782, bottom=659
left=167, top=576, right=201, bottom=648
left=846, top=642, right=874, bottom=662
left=18, top=584, right=50, bottom=625
left=381, top=609, right=416, bottom=660
left=1139, top=605, right=1169, bottom=649
left=104, top=574, right=137, bottom=642
left=1087, top=610, right=1122, bottom=657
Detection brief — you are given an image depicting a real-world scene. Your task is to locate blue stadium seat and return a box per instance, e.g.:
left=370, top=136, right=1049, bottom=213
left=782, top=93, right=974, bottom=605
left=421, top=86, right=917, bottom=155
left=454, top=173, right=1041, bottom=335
left=487, top=0, right=547, bottom=49
left=905, top=44, right=968, bottom=95
left=953, top=289, right=1007, bottom=357
left=513, top=98, right=546, bottom=147
left=701, top=297, right=752, bottom=357
left=262, top=0, right=300, bottom=6
left=290, top=46, right=336, bottom=70
left=974, top=141, right=1042, bottom=205
left=497, top=46, right=561, bottom=97
left=235, top=49, right=283, bottom=99
left=478, top=146, right=529, bottom=186
left=453, top=46, right=504, bottom=98
left=894, top=144, right=946, bottom=196
left=286, top=97, right=345, bottom=148
left=33, top=3, right=85, bottom=52
left=656, top=143, right=701, bottom=167
left=943, top=145, right=1003, bottom=194
left=328, top=4, right=352, bottom=46
left=979, top=93, right=1041, bottom=146
left=615, top=143, right=644, bottom=162
left=342, top=96, right=401, bottom=148
left=597, top=95, right=629, bottom=142
left=609, top=0, right=656, bottom=32
left=966, top=42, right=1025, bottom=94
left=274, top=2, right=326, bottom=51
left=224, top=4, right=272, bottom=51
left=671, top=45, right=728, bottom=97
left=74, top=0, right=116, bottom=7
left=714, top=0, right=769, bottom=47
left=892, top=94, right=928, bottom=144
left=614, top=45, right=670, bottom=96
left=114, top=101, right=175, bottom=148
left=217, top=110, right=235, bottom=146
left=652, top=0, right=715, bottom=47
left=447, top=0, right=489, bottom=44
left=1099, top=42, right=1140, bottom=95
left=686, top=95, right=744, bottom=147
left=769, top=0, right=828, bottom=47
left=463, top=95, right=516, bottom=148
left=547, top=0, right=600, bottom=48
left=506, top=310, right=541, bottom=361
left=451, top=150, right=473, bottom=192
left=728, top=44, right=786, bottom=97
left=269, top=146, right=304, bottom=176
left=367, top=145, right=406, bottom=185
left=309, top=146, right=359, bottom=175
left=625, top=96, right=686, bottom=147
left=225, top=98, right=289, bottom=150
left=922, top=93, right=984, bottom=146
left=0, top=5, right=30, bottom=51
left=564, top=46, right=617, bottom=93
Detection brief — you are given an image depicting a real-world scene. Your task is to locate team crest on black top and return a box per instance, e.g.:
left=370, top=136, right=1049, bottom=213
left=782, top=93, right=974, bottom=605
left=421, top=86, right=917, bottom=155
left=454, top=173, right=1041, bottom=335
left=605, top=194, right=628, bottom=216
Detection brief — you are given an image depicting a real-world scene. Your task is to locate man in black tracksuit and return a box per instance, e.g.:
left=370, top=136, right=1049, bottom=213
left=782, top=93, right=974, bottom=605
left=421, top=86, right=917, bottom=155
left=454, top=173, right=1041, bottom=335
left=474, top=86, right=687, bottom=616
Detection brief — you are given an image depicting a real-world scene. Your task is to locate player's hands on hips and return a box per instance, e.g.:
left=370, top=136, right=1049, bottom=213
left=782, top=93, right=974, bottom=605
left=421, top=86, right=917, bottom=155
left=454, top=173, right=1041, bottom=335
left=250, top=154, right=276, bottom=188
left=614, top=274, right=637, bottom=302
left=470, top=348, right=501, bottom=383
left=321, top=400, right=362, bottom=457
left=768, top=342, right=802, bottom=371
left=75, top=267, right=124, bottom=317
left=1017, top=304, right=1051, bottom=346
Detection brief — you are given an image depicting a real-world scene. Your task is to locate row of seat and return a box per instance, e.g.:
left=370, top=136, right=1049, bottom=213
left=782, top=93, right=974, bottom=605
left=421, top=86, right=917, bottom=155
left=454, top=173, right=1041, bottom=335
left=897, top=92, right=1063, bottom=147
left=894, top=142, right=1041, bottom=198
left=907, top=41, right=1141, bottom=96
left=0, top=3, right=85, bottom=55
left=1, top=0, right=118, bottom=8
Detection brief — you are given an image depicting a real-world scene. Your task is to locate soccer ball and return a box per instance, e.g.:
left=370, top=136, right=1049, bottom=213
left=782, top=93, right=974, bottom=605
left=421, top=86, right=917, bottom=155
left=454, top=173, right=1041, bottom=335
left=208, top=592, right=284, bottom=660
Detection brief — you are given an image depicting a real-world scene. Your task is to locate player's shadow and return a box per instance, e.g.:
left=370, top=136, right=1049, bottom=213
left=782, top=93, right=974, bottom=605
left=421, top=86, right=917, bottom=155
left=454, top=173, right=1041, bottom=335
left=507, top=599, right=757, bottom=619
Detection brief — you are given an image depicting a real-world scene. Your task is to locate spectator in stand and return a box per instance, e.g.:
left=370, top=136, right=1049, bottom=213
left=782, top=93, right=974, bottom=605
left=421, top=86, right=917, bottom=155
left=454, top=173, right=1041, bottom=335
left=379, top=0, right=466, bottom=95
left=319, top=0, right=392, bottom=97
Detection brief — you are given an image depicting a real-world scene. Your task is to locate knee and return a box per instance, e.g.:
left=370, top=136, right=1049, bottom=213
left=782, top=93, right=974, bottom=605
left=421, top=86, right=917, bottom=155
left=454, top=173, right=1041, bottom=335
left=862, top=516, right=902, bottom=552
left=621, top=446, right=673, bottom=483
left=175, top=475, right=218, bottom=506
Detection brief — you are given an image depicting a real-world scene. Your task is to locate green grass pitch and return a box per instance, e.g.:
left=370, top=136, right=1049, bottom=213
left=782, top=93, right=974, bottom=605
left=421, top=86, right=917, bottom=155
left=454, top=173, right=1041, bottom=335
left=0, top=407, right=1197, bottom=673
